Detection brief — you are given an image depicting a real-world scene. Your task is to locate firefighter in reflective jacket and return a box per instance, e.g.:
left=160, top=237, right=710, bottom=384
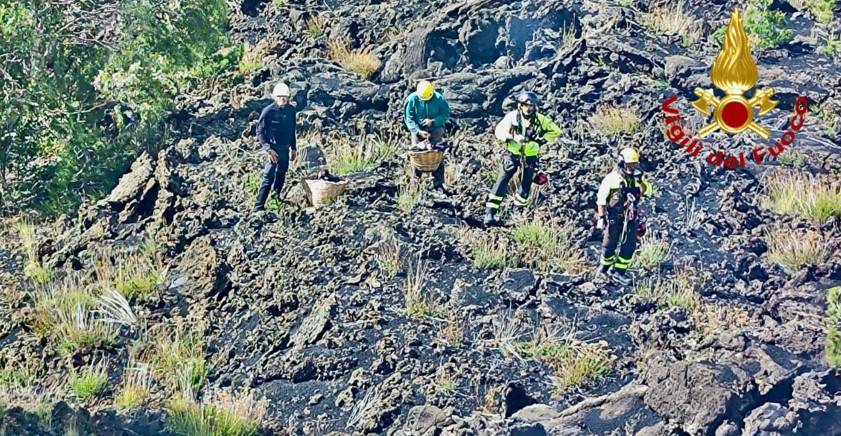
left=594, top=147, right=653, bottom=285
left=484, top=91, right=561, bottom=225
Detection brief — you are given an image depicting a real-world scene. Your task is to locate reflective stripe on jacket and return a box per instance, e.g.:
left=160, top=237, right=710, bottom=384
left=494, top=110, right=561, bottom=157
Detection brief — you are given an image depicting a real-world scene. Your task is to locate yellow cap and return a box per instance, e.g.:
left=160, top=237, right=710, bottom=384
left=417, top=80, right=434, bottom=101
left=620, top=147, right=640, bottom=163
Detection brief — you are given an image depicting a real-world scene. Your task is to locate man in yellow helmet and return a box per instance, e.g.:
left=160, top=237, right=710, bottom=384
left=484, top=91, right=561, bottom=225
left=404, top=80, right=451, bottom=194
left=594, top=147, right=653, bottom=285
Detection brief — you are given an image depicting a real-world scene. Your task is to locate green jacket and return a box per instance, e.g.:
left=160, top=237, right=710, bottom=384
left=404, top=91, right=451, bottom=134
left=494, top=110, right=561, bottom=157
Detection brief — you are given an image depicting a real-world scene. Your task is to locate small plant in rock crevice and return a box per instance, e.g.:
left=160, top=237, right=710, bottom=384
left=765, top=227, right=829, bottom=274
left=590, top=104, right=641, bottom=135
left=712, top=0, right=793, bottom=49
left=640, top=1, right=702, bottom=47
left=69, top=363, right=108, bottom=401
left=328, top=39, right=380, bottom=80
left=404, top=259, right=441, bottom=319
left=631, top=234, right=671, bottom=270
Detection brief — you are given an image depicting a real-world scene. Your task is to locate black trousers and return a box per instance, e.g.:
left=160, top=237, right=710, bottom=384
left=600, top=215, right=638, bottom=273
left=490, top=153, right=538, bottom=202
left=254, top=147, right=290, bottom=208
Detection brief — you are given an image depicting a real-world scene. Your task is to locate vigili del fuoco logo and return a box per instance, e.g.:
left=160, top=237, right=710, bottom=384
left=660, top=9, right=809, bottom=170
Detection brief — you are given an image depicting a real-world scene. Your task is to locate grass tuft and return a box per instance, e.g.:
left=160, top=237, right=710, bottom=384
left=765, top=227, right=829, bottom=274
left=762, top=170, right=841, bottom=223
left=69, top=363, right=108, bottom=401
left=375, top=231, right=401, bottom=278
left=396, top=183, right=423, bottom=213
left=328, top=39, right=380, bottom=80
left=591, top=105, right=640, bottom=136
left=142, top=324, right=207, bottom=389
left=404, top=259, right=440, bottom=319
left=237, top=42, right=264, bottom=77
left=306, top=15, right=326, bottom=38
left=635, top=269, right=701, bottom=313
left=469, top=233, right=513, bottom=270
left=326, top=134, right=398, bottom=176
left=116, top=363, right=153, bottom=411
left=511, top=218, right=584, bottom=273
left=55, top=304, right=117, bottom=354
left=631, top=234, right=671, bottom=270
left=518, top=326, right=612, bottom=392
left=167, top=389, right=268, bottom=436
left=640, top=1, right=702, bottom=47
left=17, top=221, right=52, bottom=284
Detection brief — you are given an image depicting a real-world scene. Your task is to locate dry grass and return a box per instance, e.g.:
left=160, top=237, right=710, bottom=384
left=488, top=309, right=528, bottom=359
left=640, top=1, right=703, bottom=47
left=238, top=42, right=265, bottom=77
left=328, top=39, right=380, bottom=80
left=54, top=303, right=118, bottom=354
left=441, top=312, right=465, bottom=347
left=404, top=259, right=440, bottom=319
left=591, top=104, right=641, bottom=136
left=762, top=170, right=841, bottom=223
left=375, top=230, right=401, bottom=278
left=465, top=231, right=513, bottom=270
left=511, top=217, right=585, bottom=273
left=765, top=227, right=829, bottom=274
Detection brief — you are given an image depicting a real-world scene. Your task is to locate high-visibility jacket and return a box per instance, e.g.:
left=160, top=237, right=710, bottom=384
left=494, top=110, right=561, bottom=157
left=596, top=169, right=654, bottom=218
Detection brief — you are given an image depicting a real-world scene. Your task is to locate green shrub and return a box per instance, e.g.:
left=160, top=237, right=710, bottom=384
left=792, top=0, right=837, bottom=23
left=828, top=287, right=841, bottom=322
left=820, top=38, right=841, bottom=57
left=713, top=0, right=793, bottom=49
left=827, top=326, right=841, bottom=368
left=0, top=1, right=233, bottom=215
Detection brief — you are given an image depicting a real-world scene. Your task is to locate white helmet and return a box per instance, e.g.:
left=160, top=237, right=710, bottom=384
left=272, top=82, right=290, bottom=98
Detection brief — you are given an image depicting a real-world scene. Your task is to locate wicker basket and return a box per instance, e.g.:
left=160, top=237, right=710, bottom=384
left=303, top=179, right=348, bottom=207
left=408, top=150, right=444, bottom=173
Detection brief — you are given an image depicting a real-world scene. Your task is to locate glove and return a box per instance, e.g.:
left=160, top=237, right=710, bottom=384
left=512, top=134, right=525, bottom=144
left=637, top=220, right=647, bottom=237
left=596, top=215, right=607, bottom=230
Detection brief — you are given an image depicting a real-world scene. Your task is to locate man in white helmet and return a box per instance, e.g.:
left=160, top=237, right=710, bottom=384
left=253, top=82, right=298, bottom=212
left=404, top=80, right=451, bottom=194
left=594, top=147, right=653, bottom=285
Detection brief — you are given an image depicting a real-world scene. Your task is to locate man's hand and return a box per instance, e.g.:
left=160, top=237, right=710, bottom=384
left=290, top=149, right=297, bottom=162
left=422, top=119, right=434, bottom=127
left=596, top=215, right=607, bottom=230
left=512, top=133, right=525, bottom=143
left=419, top=130, right=431, bottom=139
left=267, top=149, right=279, bottom=164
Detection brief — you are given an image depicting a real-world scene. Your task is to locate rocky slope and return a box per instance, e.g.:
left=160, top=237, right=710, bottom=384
left=2, top=0, right=841, bottom=434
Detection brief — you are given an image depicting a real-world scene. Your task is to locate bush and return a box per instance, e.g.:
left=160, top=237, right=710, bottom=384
left=820, top=38, right=841, bottom=57
left=0, top=1, right=233, bottom=215
left=328, top=39, right=380, bottom=80
left=827, top=326, right=841, bottom=368
left=396, top=184, right=423, bottom=213
left=713, top=0, right=793, bottom=49
left=519, top=337, right=612, bottom=391
left=762, top=170, right=841, bottom=223
left=404, top=259, right=440, bottom=319
left=792, top=0, right=837, bottom=24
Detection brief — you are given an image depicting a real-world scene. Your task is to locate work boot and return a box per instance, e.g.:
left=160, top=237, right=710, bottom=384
left=612, top=271, right=632, bottom=286
left=483, top=208, right=498, bottom=226
left=252, top=204, right=265, bottom=213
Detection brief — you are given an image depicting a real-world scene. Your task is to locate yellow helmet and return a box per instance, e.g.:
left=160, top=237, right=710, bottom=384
left=620, top=147, right=640, bottom=164
left=417, top=80, right=435, bottom=101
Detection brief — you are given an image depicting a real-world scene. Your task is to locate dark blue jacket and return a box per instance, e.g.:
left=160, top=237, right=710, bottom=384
left=256, top=103, right=297, bottom=152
